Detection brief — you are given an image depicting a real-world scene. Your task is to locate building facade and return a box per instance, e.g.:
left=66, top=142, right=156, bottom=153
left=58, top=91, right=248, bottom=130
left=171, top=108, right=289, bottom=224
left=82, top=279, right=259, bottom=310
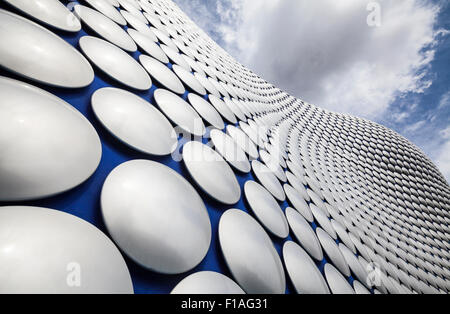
left=0, top=0, right=449, bottom=294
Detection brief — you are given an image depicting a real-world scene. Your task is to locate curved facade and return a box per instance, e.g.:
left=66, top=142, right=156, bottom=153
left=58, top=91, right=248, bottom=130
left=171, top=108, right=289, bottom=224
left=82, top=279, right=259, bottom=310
left=0, top=0, right=448, bottom=294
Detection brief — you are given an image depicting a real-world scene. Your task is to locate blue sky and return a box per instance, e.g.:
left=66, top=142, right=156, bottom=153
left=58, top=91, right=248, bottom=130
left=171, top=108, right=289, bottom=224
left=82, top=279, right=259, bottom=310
left=174, top=0, right=450, bottom=182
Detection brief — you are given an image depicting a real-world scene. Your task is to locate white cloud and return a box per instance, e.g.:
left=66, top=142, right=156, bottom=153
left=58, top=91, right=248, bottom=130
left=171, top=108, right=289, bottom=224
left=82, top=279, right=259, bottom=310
left=435, top=140, right=450, bottom=183
left=404, top=120, right=427, bottom=134
left=438, top=91, right=450, bottom=109
left=392, top=112, right=409, bottom=123
left=172, top=0, right=217, bottom=36
left=179, top=0, right=443, bottom=120
left=440, top=126, right=450, bottom=139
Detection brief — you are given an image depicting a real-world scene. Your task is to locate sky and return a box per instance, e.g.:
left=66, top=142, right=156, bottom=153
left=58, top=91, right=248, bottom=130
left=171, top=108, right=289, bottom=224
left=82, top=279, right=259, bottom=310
left=173, top=0, right=450, bottom=183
